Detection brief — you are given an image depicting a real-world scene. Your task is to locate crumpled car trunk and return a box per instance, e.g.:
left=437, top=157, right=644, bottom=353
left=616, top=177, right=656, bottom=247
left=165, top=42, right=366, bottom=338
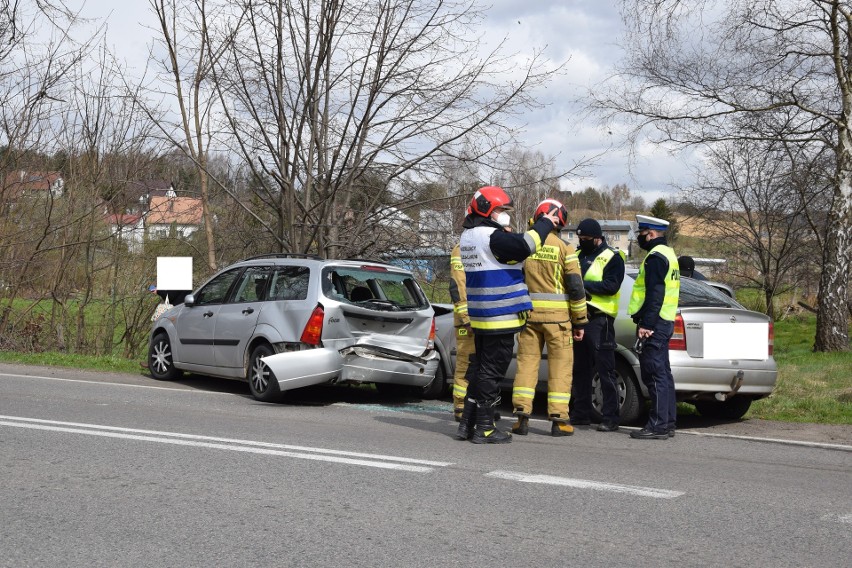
left=261, top=335, right=438, bottom=392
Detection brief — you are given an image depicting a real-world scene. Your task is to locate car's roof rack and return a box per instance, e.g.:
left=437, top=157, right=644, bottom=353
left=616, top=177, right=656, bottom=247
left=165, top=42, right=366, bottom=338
left=242, top=253, right=324, bottom=261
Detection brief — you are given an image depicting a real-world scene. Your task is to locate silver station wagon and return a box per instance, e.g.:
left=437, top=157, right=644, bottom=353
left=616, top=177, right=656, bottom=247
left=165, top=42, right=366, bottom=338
left=433, top=271, right=777, bottom=423
left=148, top=255, right=440, bottom=401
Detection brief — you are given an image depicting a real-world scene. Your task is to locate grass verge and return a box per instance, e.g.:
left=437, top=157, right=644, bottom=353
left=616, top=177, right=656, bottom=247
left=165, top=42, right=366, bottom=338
left=0, top=314, right=849, bottom=425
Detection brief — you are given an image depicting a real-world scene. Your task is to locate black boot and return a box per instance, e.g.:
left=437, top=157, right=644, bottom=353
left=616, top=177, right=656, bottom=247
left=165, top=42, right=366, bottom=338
left=454, top=397, right=476, bottom=440
left=470, top=400, right=512, bottom=444
left=511, top=414, right=529, bottom=435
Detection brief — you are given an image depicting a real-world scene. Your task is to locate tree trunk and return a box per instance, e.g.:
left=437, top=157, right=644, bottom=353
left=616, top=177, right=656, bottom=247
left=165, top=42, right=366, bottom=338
left=814, top=162, right=852, bottom=352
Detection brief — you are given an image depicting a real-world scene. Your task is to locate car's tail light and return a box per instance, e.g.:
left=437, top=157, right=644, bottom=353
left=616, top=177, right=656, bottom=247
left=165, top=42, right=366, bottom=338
left=427, top=317, right=436, bottom=349
left=669, top=314, right=686, bottom=351
left=300, top=305, right=325, bottom=345
left=768, top=320, right=774, bottom=356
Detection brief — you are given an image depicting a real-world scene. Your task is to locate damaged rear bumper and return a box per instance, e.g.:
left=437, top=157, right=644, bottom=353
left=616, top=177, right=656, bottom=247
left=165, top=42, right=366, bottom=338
left=261, top=345, right=439, bottom=392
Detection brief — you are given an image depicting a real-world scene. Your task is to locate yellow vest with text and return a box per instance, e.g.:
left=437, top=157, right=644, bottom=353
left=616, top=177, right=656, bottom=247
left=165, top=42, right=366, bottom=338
left=584, top=247, right=621, bottom=317
left=628, top=244, right=680, bottom=321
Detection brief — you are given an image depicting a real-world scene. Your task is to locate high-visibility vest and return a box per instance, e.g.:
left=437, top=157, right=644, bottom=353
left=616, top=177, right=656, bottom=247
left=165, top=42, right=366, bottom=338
left=461, top=225, right=542, bottom=333
left=584, top=247, right=621, bottom=317
left=628, top=244, right=680, bottom=321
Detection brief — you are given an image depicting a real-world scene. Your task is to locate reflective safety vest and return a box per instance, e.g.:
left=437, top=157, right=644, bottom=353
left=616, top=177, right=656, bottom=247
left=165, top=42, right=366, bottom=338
left=628, top=244, right=680, bottom=321
left=584, top=247, right=621, bottom=317
left=461, top=225, right=539, bottom=333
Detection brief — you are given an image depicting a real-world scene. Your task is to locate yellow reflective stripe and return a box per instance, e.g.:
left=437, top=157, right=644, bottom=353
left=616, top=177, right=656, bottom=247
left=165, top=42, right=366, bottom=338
left=547, top=392, right=571, bottom=403
left=524, top=228, right=543, bottom=251
left=531, top=299, right=570, bottom=309
left=453, top=303, right=468, bottom=313
left=453, top=384, right=467, bottom=397
left=471, top=317, right=526, bottom=330
left=513, top=386, right=536, bottom=399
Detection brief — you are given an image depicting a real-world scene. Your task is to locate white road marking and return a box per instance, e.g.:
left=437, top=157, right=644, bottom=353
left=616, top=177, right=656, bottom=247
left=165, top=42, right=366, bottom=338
left=682, top=431, right=852, bottom=452
left=0, top=415, right=452, bottom=472
left=485, top=470, right=684, bottom=499
left=821, top=513, right=852, bottom=524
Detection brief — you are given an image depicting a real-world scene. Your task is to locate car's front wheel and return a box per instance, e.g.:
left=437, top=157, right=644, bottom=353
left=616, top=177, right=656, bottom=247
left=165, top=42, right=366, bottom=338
left=591, top=359, right=642, bottom=425
left=694, top=397, right=752, bottom=420
left=148, top=332, right=182, bottom=380
left=247, top=344, right=283, bottom=403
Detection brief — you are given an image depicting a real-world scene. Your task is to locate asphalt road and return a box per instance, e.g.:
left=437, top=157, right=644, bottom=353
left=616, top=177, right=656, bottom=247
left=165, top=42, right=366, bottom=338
left=1, top=364, right=850, bottom=567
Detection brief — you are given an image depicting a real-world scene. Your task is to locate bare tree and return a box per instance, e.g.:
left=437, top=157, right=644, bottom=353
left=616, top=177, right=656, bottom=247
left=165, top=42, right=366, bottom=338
left=194, top=0, right=561, bottom=259
left=146, top=0, right=227, bottom=272
left=597, top=0, right=852, bottom=351
left=687, top=140, right=817, bottom=319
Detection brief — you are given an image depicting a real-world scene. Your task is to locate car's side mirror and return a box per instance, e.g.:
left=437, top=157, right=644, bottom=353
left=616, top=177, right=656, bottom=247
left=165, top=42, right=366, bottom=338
left=184, top=294, right=195, bottom=306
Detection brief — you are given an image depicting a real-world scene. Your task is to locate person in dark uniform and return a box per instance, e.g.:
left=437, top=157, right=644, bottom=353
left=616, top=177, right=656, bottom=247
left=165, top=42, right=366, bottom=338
left=628, top=214, right=680, bottom=440
left=455, top=186, right=560, bottom=444
left=570, top=218, right=625, bottom=432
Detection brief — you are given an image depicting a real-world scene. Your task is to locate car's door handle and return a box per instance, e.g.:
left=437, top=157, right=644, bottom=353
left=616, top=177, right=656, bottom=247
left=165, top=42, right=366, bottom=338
left=242, top=308, right=254, bottom=315
left=203, top=311, right=214, bottom=318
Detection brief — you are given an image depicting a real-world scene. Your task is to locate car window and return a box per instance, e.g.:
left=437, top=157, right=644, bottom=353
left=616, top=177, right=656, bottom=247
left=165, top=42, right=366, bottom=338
left=322, top=266, right=429, bottom=310
left=269, top=266, right=310, bottom=301
left=231, top=266, right=273, bottom=303
left=194, top=268, right=241, bottom=306
left=678, top=277, right=743, bottom=308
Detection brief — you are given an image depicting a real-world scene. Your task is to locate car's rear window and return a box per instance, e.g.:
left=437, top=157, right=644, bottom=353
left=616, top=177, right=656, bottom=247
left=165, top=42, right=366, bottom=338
left=678, top=277, right=743, bottom=308
left=322, top=265, right=429, bottom=311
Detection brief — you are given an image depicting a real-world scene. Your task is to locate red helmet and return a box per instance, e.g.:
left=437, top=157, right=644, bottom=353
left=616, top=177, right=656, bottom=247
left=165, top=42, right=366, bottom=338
left=534, top=199, right=568, bottom=228
left=470, top=186, right=514, bottom=217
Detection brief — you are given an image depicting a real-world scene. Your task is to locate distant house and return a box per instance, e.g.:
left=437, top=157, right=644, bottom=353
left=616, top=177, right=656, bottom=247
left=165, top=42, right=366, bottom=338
left=3, top=170, right=64, bottom=199
left=563, top=219, right=635, bottom=257
left=145, top=195, right=203, bottom=239
left=105, top=213, right=145, bottom=252
left=417, top=209, right=457, bottom=250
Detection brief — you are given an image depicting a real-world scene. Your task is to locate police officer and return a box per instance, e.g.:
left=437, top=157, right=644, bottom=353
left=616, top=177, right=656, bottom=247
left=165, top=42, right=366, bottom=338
left=570, top=218, right=625, bottom=432
left=628, top=214, right=680, bottom=440
left=449, top=241, right=475, bottom=426
left=511, top=200, right=588, bottom=437
left=456, top=186, right=560, bottom=444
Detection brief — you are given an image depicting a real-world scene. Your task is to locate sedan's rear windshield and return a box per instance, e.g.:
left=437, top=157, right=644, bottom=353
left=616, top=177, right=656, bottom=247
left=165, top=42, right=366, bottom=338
left=322, top=266, right=430, bottom=311
left=678, top=277, right=743, bottom=309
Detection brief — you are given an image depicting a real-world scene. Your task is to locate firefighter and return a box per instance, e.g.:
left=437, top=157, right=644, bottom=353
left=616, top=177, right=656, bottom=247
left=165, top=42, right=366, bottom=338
left=449, top=241, right=475, bottom=426
left=628, top=214, right=680, bottom=440
left=570, top=218, right=626, bottom=432
left=511, top=199, right=588, bottom=437
left=455, top=186, right=560, bottom=444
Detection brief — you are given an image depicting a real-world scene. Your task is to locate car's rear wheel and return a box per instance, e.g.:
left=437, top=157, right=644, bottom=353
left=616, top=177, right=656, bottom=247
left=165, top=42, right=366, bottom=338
left=694, top=397, right=752, bottom=420
left=247, top=344, right=283, bottom=402
left=149, top=332, right=182, bottom=380
left=420, top=363, right=447, bottom=400
left=591, top=359, right=642, bottom=425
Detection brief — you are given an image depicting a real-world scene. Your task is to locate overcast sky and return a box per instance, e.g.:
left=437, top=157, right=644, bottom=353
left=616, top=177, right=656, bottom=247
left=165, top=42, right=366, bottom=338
left=75, top=0, right=691, bottom=203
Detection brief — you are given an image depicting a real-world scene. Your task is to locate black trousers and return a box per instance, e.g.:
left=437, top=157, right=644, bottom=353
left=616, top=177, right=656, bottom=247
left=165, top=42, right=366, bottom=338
left=571, top=314, right=620, bottom=424
left=464, top=332, right=515, bottom=404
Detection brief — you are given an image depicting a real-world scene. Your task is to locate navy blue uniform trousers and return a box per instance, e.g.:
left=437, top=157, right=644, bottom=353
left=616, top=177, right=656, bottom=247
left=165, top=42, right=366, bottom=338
left=571, top=314, right=620, bottom=424
left=639, top=319, right=676, bottom=433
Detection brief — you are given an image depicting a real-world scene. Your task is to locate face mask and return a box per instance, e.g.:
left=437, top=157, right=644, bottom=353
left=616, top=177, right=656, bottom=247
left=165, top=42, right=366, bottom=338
left=637, top=233, right=651, bottom=250
left=495, top=212, right=511, bottom=227
left=578, top=239, right=597, bottom=254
